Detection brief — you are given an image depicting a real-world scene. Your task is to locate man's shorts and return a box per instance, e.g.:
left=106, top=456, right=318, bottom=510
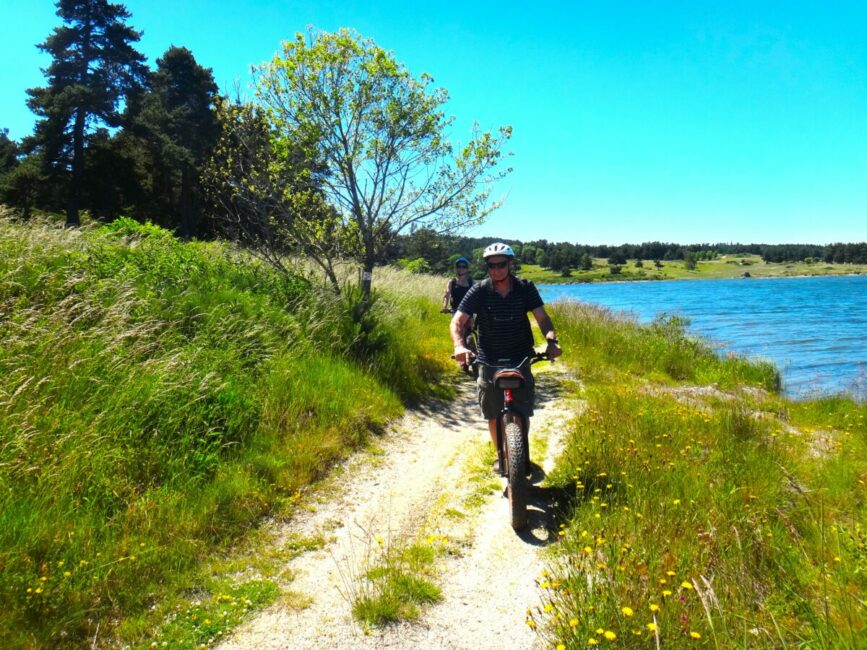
left=477, top=363, right=535, bottom=420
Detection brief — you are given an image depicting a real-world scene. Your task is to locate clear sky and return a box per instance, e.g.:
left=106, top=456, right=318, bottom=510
left=2, top=1, right=866, bottom=245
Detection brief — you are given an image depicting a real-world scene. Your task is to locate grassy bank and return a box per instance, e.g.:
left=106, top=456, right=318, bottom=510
left=535, top=302, right=865, bottom=647
left=519, top=255, right=867, bottom=284
left=0, top=217, right=451, bottom=648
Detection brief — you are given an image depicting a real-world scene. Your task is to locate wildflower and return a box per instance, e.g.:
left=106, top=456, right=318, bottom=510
left=649, top=604, right=660, bottom=612
left=621, top=606, right=634, bottom=617
left=525, top=619, right=536, bottom=629
left=604, top=630, right=617, bottom=640
left=646, top=622, right=658, bottom=632
left=666, top=570, right=676, bottom=576
left=681, top=581, right=693, bottom=590
left=557, top=645, right=565, bottom=650
left=658, top=578, right=667, bottom=585
left=588, top=638, right=599, bottom=645
left=63, top=571, right=71, bottom=577
left=690, top=631, right=701, bottom=639
left=570, top=618, right=579, bottom=627
left=662, top=590, right=672, bottom=597
left=672, top=499, right=681, bottom=505
left=584, top=546, right=593, bottom=554
left=596, top=628, right=605, bottom=634
left=544, top=603, right=554, bottom=613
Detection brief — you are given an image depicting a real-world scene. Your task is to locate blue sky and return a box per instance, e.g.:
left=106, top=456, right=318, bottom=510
left=2, top=1, right=866, bottom=244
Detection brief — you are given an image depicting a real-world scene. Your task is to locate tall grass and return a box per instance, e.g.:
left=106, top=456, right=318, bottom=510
left=0, top=217, right=451, bottom=648
left=534, top=300, right=866, bottom=647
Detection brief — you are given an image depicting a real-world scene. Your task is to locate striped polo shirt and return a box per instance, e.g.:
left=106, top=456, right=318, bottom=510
left=457, top=275, right=544, bottom=363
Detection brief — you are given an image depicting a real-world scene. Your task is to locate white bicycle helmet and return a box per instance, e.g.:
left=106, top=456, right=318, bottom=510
left=482, top=242, right=514, bottom=259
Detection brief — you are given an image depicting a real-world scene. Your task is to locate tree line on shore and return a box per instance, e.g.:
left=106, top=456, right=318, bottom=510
left=391, top=230, right=867, bottom=276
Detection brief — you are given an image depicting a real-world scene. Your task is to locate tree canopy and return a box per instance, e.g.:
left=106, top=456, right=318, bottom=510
left=26, top=0, right=147, bottom=225
left=254, top=28, right=512, bottom=293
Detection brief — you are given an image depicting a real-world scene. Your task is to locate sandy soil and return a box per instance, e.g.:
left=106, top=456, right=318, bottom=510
left=219, top=366, right=580, bottom=650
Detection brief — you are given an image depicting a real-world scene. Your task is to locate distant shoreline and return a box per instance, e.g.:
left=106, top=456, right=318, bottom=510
left=533, top=271, right=867, bottom=286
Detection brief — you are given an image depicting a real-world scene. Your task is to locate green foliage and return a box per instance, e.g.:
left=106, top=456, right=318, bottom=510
left=0, top=217, right=449, bottom=647
left=396, top=257, right=432, bottom=274
left=254, top=27, right=512, bottom=292
left=684, top=250, right=698, bottom=270
left=202, top=96, right=346, bottom=290
left=129, top=46, right=219, bottom=237
left=26, top=0, right=148, bottom=225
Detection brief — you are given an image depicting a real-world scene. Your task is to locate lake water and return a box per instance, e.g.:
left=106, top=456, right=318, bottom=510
left=538, top=275, right=867, bottom=400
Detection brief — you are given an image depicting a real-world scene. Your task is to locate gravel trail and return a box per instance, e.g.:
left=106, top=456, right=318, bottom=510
left=219, top=366, right=579, bottom=650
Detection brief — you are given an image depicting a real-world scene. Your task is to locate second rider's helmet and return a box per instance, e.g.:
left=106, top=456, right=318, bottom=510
left=454, top=256, right=470, bottom=267
left=482, top=242, right=514, bottom=259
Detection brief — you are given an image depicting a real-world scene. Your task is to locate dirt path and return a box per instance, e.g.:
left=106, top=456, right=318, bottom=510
left=219, top=366, right=580, bottom=650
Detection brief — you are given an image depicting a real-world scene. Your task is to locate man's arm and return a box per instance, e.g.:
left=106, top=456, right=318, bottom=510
left=532, top=306, right=562, bottom=359
left=450, top=311, right=473, bottom=363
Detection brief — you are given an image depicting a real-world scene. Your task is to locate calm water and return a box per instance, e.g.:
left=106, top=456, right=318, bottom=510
left=539, top=275, right=867, bottom=400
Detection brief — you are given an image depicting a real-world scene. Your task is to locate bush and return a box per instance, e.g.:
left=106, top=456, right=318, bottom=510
left=396, top=257, right=432, bottom=274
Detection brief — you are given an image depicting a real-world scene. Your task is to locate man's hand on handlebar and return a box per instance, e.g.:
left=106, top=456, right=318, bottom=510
left=546, top=339, right=563, bottom=360
left=453, top=345, right=473, bottom=366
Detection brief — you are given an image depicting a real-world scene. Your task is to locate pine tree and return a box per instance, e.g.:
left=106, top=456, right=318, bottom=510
left=132, top=46, right=219, bottom=237
left=26, top=0, right=147, bottom=226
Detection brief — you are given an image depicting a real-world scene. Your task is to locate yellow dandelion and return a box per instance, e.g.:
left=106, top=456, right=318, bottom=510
left=649, top=604, right=660, bottom=612
left=35, top=587, right=43, bottom=594
left=583, top=546, right=593, bottom=554
left=658, top=578, right=667, bottom=585
left=690, top=631, right=701, bottom=639
left=557, top=644, right=565, bottom=650
left=588, top=639, right=599, bottom=646
left=569, top=618, right=579, bottom=627
left=672, top=499, right=681, bottom=505
left=666, top=570, right=676, bottom=576
left=526, top=619, right=537, bottom=629
left=604, top=630, right=617, bottom=641
left=681, top=581, right=693, bottom=590
left=662, top=590, right=672, bottom=597
left=63, top=571, right=71, bottom=577
left=621, top=606, right=634, bottom=617
left=646, top=622, right=657, bottom=632
left=596, top=628, right=604, bottom=635
left=544, top=603, right=554, bottom=613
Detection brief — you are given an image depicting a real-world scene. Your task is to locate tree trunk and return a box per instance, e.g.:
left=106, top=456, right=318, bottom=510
left=66, top=108, right=85, bottom=227
left=180, top=167, right=193, bottom=239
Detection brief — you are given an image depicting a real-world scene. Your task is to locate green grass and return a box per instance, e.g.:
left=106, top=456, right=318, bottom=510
left=350, top=539, right=444, bottom=626
left=0, top=216, right=452, bottom=648
left=518, top=255, right=867, bottom=284
left=532, top=301, right=866, bottom=648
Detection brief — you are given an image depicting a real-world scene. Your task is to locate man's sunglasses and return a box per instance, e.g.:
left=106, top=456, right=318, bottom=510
left=486, top=261, right=509, bottom=270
